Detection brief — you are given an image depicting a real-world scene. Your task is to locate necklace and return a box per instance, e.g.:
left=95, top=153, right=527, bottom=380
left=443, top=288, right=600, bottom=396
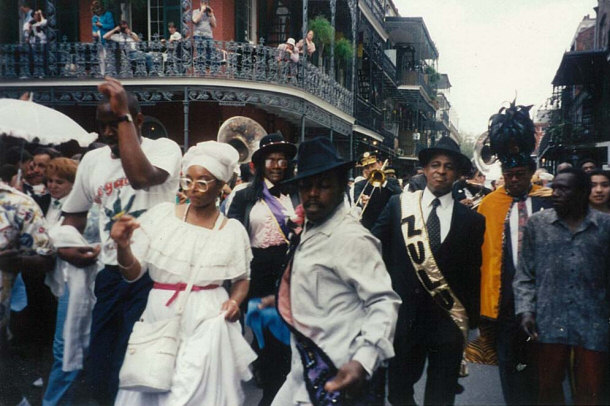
left=182, top=203, right=220, bottom=228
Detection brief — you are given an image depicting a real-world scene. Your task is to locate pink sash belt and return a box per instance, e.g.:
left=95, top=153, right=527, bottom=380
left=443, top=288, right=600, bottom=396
left=153, top=282, right=220, bottom=306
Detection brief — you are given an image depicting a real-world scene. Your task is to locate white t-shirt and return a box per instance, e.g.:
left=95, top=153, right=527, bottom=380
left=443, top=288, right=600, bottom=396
left=62, top=137, right=181, bottom=265
left=169, top=31, right=182, bottom=42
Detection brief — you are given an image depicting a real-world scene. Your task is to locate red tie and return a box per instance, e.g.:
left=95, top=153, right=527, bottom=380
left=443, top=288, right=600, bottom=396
left=516, top=200, right=528, bottom=255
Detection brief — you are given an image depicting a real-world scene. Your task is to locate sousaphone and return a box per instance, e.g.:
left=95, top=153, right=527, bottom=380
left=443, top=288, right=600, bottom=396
left=217, top=116, right=267, bottom=163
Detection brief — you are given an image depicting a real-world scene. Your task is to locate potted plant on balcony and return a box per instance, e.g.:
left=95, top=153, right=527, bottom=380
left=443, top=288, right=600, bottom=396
left=335, top=37, right=353, bottom=86
left=309, top=16, right=333, bottom=70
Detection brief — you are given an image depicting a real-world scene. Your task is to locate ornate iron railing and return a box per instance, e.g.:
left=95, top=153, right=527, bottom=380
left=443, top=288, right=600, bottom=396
left=0, top=37, right=353, bottom=114
left=360, top=0, right=385, bottom=28
left=381, top=51, right=396, bottom=83
left=399, top=70, right=436, bottom=101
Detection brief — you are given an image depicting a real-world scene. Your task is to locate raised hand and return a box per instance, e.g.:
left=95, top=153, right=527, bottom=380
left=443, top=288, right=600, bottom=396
left=110, top=214, right=140, bottom=248
left=98, top=77, right=130, bottom=117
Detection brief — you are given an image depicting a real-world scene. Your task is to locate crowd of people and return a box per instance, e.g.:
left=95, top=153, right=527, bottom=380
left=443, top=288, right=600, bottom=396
left=1, top=77, right=610, bottom=406
left=18, top=0, right=320, bottom=80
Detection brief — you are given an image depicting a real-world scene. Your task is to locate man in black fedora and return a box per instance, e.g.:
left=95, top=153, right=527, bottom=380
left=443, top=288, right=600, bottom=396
left=372, top=136, right=485, bottom=405
left=272, top=136, right=400, bottom=405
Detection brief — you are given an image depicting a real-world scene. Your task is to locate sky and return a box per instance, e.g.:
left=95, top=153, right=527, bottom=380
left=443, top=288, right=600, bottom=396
left=393, top=0, right=598, bottom=138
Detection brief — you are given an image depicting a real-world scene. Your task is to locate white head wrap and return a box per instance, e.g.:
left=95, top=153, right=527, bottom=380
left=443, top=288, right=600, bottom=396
left=182, top=141, right=239, bottom=183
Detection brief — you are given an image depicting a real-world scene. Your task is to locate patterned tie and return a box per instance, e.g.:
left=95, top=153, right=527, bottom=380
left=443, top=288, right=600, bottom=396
left=516, top=200, right=528, bottom=255
left=427, top=198, right=441, bottom=254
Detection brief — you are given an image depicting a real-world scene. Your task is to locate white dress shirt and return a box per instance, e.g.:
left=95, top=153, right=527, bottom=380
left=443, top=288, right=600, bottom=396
left=421, top=187, right=454, bottom=243
left=272, top=204, right=401, bottom=405
left=508, top=197, right=532, bottom=267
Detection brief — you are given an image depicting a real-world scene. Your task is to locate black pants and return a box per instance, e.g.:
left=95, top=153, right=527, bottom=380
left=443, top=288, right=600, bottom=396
left=249, top=245, right=290, bottom=406
left=85, top=266, right=152, bottom=405
left=496, top=317, right=537, bottom=405
left=388, top=307, right=464, bottom=406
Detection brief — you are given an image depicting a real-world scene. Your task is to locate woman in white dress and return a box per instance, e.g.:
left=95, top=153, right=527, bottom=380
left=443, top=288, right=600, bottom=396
left=111, top=141, right=256, bottom=406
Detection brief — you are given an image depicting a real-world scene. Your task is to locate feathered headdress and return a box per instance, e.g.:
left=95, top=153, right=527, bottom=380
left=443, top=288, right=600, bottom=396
left=488, top=100, right=536, bottom=169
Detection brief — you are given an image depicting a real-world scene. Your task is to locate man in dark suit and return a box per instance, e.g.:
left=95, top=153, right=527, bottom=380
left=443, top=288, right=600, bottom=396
left=353, top=152, right=401, bottom=230
left=372, top=137, right=485, bottom=405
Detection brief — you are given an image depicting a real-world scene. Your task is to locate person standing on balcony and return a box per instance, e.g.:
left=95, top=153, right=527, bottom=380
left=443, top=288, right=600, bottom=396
left=192, top=0, right=216, bottom=70
left=24, top=9, right=48, bottom=45
left=277, top=38, right=299, bottom=63
left=193, top=0, right=216, bottom=39
left=90, top=1, right=114, bottom=44
left=296, top=30, right=316, bottom=58
left=57, top=77, right=181, bottom=403
left=19, top=2, right=34, bottom=44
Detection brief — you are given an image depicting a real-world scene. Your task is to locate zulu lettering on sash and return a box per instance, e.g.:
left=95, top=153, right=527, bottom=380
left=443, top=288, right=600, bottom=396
left=399, top=191, right=469, bottom=343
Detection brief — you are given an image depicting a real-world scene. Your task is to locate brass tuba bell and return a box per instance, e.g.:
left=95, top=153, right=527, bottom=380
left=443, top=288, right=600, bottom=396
left=217, top=116, right=267, bottom=163
left=473, top=131, right=497, bottom=177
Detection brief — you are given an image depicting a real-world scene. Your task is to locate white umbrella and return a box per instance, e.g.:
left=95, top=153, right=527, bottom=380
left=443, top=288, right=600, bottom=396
left=0, top=98, right=97, bottom=147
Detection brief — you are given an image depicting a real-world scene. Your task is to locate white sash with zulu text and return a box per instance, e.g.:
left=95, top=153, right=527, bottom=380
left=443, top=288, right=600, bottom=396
left=400, top=190, right=469, bottom=343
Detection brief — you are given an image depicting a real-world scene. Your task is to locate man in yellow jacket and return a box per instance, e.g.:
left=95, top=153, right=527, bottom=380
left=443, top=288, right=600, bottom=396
left=466, top=102, right=552, bottom=406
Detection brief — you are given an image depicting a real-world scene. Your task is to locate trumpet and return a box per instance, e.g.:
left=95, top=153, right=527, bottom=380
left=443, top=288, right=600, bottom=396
left=355, top=160, right=388, bottom=218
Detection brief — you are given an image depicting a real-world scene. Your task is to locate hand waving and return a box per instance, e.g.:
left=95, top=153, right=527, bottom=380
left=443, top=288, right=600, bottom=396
left=110, top=215, right=140, bottom=248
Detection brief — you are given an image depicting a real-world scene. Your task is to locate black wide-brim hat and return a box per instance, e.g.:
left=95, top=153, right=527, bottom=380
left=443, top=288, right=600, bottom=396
left=418, top=136, right=472, bottom=174
left=284, top=136, right=354, bottom=183
left=251, top=132, right=297, bottom=164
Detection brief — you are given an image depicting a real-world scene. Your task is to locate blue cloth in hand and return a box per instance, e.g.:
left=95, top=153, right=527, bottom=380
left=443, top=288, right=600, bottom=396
left=245, top=298, right=290, bottom=348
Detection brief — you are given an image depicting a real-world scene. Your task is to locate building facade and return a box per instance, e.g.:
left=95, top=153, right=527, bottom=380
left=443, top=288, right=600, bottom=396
left=1, top=0, right=458, bottom=176
left=540, top=4, right=610, bottom=170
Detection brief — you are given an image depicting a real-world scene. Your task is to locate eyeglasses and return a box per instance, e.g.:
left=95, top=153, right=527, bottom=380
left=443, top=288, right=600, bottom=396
left=264, top=158, right=288, bottom=169
left=179, top=177, right=216, bottom=192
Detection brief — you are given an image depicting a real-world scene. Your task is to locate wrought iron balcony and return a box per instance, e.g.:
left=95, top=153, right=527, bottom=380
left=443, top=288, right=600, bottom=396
left=381, top=51, right=396, bottom=83
left=399, top=70, right=436, bottom=101
left=0, top=38, right=353, bottom=115
left=360, top=0, right=386, bottom=28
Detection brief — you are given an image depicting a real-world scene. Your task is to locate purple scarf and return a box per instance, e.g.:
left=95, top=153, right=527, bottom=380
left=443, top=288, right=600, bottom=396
left=262, top=182, right=290, bottom=238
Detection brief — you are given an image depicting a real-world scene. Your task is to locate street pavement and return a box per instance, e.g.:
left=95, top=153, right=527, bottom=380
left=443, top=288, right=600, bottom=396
left=241, top=361, right=505, bottom=406
left=4, top=329, right=506, bottom=406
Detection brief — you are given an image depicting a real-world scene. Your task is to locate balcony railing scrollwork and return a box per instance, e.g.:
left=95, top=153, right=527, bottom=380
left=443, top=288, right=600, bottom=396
left=0, top=37, right=353, bottom=114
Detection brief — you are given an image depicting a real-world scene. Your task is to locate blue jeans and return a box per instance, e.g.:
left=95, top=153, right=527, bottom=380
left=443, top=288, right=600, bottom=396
left=43, top=285, right=80, bottom=406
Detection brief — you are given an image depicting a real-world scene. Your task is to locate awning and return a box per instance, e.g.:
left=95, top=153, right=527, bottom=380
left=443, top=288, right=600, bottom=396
left=552, top=50, right=607, bottom=86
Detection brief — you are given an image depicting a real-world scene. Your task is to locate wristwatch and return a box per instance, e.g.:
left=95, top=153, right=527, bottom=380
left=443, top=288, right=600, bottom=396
left=116, top=114, right=133, bottom=124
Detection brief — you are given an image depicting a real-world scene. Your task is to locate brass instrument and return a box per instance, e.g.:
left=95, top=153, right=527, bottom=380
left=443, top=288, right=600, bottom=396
left=473, top=131, right=497, bottom=177
left=462, top=180, right=487, bottom=210
left=217, top=116, right=267, bottom=163
left=354, top=159, right=388, bottom=219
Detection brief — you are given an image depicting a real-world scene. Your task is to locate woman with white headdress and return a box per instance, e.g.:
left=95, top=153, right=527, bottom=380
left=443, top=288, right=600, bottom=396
left=111, top=141, right=256, bottom=405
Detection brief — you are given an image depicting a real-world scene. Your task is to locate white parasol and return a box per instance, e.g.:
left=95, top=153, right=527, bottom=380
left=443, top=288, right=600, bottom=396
left=0, top=98, right=97, bottom=147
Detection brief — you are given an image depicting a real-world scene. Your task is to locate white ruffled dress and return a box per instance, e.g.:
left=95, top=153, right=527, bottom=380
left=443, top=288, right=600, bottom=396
left=114, top=202, right=257, bottom=406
